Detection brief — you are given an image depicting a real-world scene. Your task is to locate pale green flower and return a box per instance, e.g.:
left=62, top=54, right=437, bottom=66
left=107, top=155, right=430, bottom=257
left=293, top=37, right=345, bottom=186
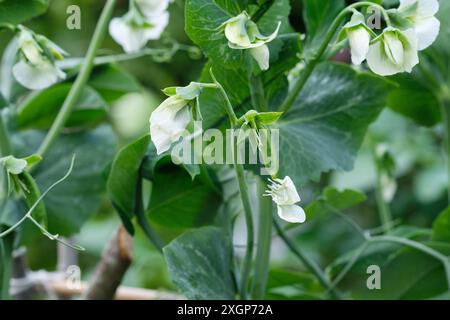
left=366, top=27, right=419, bottom=76
left=391, top=0, right=440, bottom=50
left=12, top=26, right=67, bottom=90
left=109, top=0, right=169, bottom=53
left=149, top=83, right=204, bottom=155
left=265, top=176, right=306, bottom=223
left=221, top=12, right=281, bottom=70
left=341, top=10, right=374, bottom=65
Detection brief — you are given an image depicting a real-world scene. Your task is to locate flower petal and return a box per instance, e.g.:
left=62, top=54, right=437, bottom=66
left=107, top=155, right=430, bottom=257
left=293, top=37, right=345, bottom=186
left=277, top=205, right=306, bottom=223
left=367, top=38, right=403, bottom=76
left=414, top=16, right=440, bottom=50
left=12, top=60, right=63, bottom=90
left=347, top=26, right=371, bottom=65
left=144, top=11, right=170, bottom=40
left=109, top=17, right=149, bottom=52
left=224, top=14, right=252, bottom=47
left=250, top=45, right=270, bottom=70
left=136, top=0, right=170, bottom=18
left=400, top=0, right=439, bottom=17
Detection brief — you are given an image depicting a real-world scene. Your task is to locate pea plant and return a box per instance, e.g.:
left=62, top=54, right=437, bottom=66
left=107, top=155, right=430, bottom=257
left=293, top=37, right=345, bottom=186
left=1, top=0, right=450, bottom=300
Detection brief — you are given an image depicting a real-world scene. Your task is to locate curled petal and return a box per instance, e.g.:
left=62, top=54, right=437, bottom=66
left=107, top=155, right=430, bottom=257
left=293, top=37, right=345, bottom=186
left=13, top=60, right=65, bottom=90
left=136, top=0, right=170, bottom=18
left=250, top=45, right=270, bottom=70
left=277, top=205, right=306, bottom=224
left=414, top=16, right=440, bottom=50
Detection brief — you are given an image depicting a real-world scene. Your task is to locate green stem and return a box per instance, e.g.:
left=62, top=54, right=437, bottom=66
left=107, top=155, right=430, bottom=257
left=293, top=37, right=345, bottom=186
left=211, top=68, right=254, bottom=299
left=234, top=162, right=254, bottom=300
left=370, top=140, right=393, bottom=232
left=135, top=178, right=164, bottom=253
left=251, top=178, right=272, bottom=299
left=36, top=0, right=117, bottom=157
left=279, top=2, right=389, bottom=114
left=248, top=72, right=268, bottom=112
left=209, top=68, right=239, bottom=125
left=0, top=113, right=12, bottom=156
left=440, top=98, right=450, bottom=203
left=273, top=219, right=343, bottom=300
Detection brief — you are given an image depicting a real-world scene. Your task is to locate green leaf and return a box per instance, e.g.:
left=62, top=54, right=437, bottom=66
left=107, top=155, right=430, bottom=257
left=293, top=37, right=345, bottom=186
left=185, top=0, right=291, bottom=70
left=387, top=74, right=441, bottom=127
left=107, top=135, right=151, bottom=234
left=163, top=226, right=236, bottom=299
left=306, top=186, right=366, bottom=219
left=88, top=64, right=141, bottom=103
left=17, top=84, right=108, bottom=129
left=147, top=162, right=221, bottom=229
left=277, top=63, right=393, bottom=185
left=302, top=0, right=344, bottom=52
left=0, top=0, right=48, bottom=26
left=14, top=126, right=116, bottom=235
left=265, top=268, right=323, bottom=300
left=432, top=207, right=450, bottom=243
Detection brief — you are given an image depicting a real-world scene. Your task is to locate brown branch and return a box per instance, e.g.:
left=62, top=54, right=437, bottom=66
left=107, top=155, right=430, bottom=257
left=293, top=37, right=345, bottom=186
left=83, top=225, right=133, bottom=300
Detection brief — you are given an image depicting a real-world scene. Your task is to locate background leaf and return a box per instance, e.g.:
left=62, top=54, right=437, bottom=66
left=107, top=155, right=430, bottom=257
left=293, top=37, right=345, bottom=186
left=0, top=0, right=48, bottom=26
left=277, top=63, right=393, bottom=185
left=163, top=226, right=236, bottom=299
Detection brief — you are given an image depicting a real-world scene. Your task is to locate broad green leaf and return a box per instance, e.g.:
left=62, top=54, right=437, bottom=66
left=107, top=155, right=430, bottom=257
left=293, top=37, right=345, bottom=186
left=107, top=135, right=151, bottom=234
left=185, top=0, right=291, bottom=70
left=13, top=126, right=116, bottom=235
left=277, top=63, right=393, bottom=185
left=17, top=84, right=108, bottom=130
left=328, top=227, right=448, bottom=299
left=306, top=186, right=366, bottom=219
left=432, top=207, right=450, bottom=243
left=265, top=268, right=323, bottom=300
left=88, top=64, right=141, bottom=103
left=147, top=162, right=221, bottom=229
left=0, top=0, right=48, bottom=26
left=302, top=0, right=344, bottom=53
left=163, top=226, right=236, bottom=299
left=387, top=74, right=441, bottom=127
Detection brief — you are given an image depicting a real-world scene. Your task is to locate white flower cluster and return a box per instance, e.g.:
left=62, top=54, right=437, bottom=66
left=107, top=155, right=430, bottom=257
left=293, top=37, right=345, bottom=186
left=13, top=26, right=67, bottom=90
left=109, top=0, right=170, bottom=53
left=344, top=0, right=440, bottom=76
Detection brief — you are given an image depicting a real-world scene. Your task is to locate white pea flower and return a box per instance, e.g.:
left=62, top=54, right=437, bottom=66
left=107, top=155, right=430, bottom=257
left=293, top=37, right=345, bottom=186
left=366, top=27, right=419, bottom=76
left=0, top=156, right=27, bottom=175
left=149, top=83, right=203, bottom=155
left=394, top=0, right=440, bottom=50
left=12, top=26, right=67, bottom=91
left=109, top=0, right=169, bottom=53
left=221, top=12, right=281, bottom=71
left=341, top=10, right=373, bottom=65
left=135, top=0, right=170, bottom=18
left=265, top=176, right=306, bottom=224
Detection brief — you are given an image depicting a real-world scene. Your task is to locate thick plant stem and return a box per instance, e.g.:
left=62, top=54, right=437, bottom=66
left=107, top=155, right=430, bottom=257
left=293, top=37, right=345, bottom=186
left=0, top=113, right=12, bottom=156
left=234, top=162, right=254, bottom=300
left=273, top=219, right=343, bottom=300
left=37, top=0, right=117, bottom=157
left=251, top=178, right=272, bottom=299
left=279, top=2, right=389, bottom=114
left=440, top=99, right=450, bottom=203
